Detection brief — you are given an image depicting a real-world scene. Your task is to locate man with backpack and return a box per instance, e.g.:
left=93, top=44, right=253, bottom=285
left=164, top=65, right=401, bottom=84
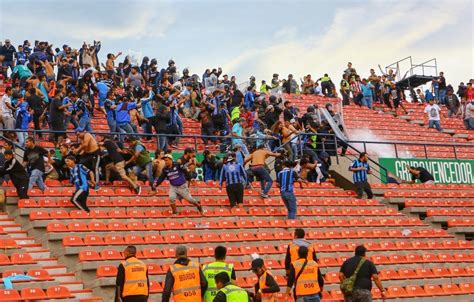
left=339, top=245, right=386, bottom=302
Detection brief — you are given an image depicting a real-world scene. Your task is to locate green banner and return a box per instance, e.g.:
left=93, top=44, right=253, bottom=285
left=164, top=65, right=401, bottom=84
left=379, top=158, right=474, bottom=184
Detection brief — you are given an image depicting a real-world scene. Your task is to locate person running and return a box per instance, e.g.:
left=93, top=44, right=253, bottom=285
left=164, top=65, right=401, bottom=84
left=0, top=150, right=29, bottom=199
left=244, top=145, right=281, bottom=198
left=349, top=152, right=373, bottom=199
left=277, top=160, right=305, bottom=220
left=219, top=152, right=247, bottom=208
left=155, top=154, right=203, bottom=215
left=65, top=155, right=96, bottom=212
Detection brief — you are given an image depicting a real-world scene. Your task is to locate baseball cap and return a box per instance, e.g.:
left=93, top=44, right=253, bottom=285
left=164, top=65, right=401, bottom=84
left=163, top=154, right=173, bottom=160
left=5, top=39, right=10, bottom=43
left=250, top=258, right=264, bottom=271
left=4, top=150, right=13, bottom=155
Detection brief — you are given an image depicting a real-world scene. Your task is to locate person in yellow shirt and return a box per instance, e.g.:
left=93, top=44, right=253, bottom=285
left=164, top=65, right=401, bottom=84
left=115, top=246, right=149, bottom=302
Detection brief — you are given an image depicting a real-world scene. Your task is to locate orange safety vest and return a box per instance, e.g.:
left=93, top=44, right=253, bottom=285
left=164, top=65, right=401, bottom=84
left=121, top=257, right=148, bottom=297
left=171, top=261, right=202, bottom=302
left=292, top=259, right=321, bottom=298
left=289, top=242, right=315, bottom=263
left=258, top=270, right=276, bottom=302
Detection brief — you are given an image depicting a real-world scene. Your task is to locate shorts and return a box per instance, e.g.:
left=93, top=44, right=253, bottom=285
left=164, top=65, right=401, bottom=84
left=169, top=183, right=197, bottom=205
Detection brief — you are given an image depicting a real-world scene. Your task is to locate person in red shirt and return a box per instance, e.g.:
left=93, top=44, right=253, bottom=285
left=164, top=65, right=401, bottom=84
left=465, top=82, right=474, bottom=102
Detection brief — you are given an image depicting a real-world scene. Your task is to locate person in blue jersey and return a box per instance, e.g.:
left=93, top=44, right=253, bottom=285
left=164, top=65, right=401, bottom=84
left=277, top=160, right=305, bottom=219
left=349, top=152, right=373, bottom=199
left=65, top=155, right=96, bottom=212
left=154, top=154, right=203, bottom=215
left=219, top=152, right=247, bottom=208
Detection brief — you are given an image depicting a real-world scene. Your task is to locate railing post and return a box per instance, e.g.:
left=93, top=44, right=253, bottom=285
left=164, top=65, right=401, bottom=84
left=453, top=144, right=458, bottom=160
left=394, top=144, right=399, bottom=158
left=194, top=135, right=198, bottom=152
left=423, top=144, right=428, bottom=159
left=334, top=135, right=339, bottom=165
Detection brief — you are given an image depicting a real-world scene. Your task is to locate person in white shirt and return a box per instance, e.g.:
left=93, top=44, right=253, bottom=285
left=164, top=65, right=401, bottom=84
left=463, top=98, right=474, bottom=130
left=0, top=86, right=16, bottom=134
left=424, top=98, right=442, bottom=131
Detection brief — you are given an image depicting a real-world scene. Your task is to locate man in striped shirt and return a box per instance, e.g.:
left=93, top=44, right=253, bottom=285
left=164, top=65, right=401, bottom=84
left=220, top=153, right=247, bottom=208
left=277, top=161, right=304, bottom=219
left=349, top=152, right=374, bottom=199
left=65, top=155, right=96, bottom=212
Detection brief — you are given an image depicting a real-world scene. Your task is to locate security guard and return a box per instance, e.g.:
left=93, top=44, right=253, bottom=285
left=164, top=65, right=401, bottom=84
left=213, top=271, right=249, bottom=302
left=162, top=245, right=208, bottom=302
left=115, top=246, right=149, bottom=302
left=251, top=258, right=280, bottom=302
left=203, top=246, right=237, bottom=302
left=286, top=246, right=324, bottom=302
left=285, top=228, right=318, bottom=276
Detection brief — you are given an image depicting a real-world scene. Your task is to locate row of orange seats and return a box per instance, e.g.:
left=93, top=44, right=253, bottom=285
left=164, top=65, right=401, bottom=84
left=405, top=199, right=474, bottom=207
left=0, top=286, right=87, bottom=301
left=384, top=191, right=474, bottom=198
left=427, top=208, right=474, bottom=216
left=43, top=217, right=422, bottom=232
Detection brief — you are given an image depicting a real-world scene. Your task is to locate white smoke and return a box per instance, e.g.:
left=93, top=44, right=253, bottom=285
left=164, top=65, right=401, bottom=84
left=348, top=128, right=414, bottom=159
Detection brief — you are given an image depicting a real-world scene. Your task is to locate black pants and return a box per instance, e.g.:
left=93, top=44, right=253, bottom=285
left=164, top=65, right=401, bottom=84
left=33, top=113, right=42, bottom=137
left=80, top=151, right=100, bottom=184
left=71, top=189, right=90, bottom=212
left=14, top=179, right=29, bottom=199
left=321, top=82, right=332, bottom=96
left=121, top=295, right=148, bottom=302
left=226, top=183, right=244, bottom=207
left=355, top=181, right=373, bottom=199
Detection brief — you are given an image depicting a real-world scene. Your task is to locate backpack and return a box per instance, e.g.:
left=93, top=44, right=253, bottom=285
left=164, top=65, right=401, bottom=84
left=340, top=258, right=366, bottom=295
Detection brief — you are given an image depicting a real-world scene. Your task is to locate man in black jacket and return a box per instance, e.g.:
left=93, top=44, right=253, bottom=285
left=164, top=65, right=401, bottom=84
left=0, top=150, right=29, bottom=199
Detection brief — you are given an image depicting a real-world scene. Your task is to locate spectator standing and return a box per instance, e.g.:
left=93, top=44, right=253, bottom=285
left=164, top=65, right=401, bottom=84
left=219, top=153, right=247, bottom=208
left=277, top=160, right=304, bottom=220
left=155, top=154, right=203, bottom=215
left=424, top=98, right=442, bottom=131
left=285, top=246, right=324, bottom=302
left=463, top=83, right=474, bottom=129
left=115, top=246, right=149, bottom=302
left=445, top=90, right=460, bottom=118
left=339, top=245, right=386, bottom=302
left=359, top=79, right=374, bottom=109
left=340, top=75, right=351, bottom=106
left=250, top=258, right=280, bottom=302
left=25, top=88, right=45, bottom=139
left=14, top=95, right=31, bottom=146
left=23, top=137, right=48, bottom=192
left=49, top=89, right=69, bottom=144
left=162, top=245, right=208, bottom=302
left=245, top=145, right=281, bottom=198
left=349, top=152, right=373, bottom=199
left=437, top=72, right=447, bottom=105
left=0, top=39, right=16, bottom=79
left=1, top=87, right=15, bottom=135
left=0, top=150, right=29, bottom=199
left=65, top=155, right=95, bottom=212
left=232, top=118, right=249, bottom=155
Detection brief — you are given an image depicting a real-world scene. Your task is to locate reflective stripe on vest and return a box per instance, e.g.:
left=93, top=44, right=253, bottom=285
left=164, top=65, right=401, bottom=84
left=202, top=262, right=234, bottom=302
left=289, top=243, right=315, bottom=263
left=171, top=262, right=202, bottom=302
left=258, top=271, right=275, bottom=302
left=121, top=257, right=148, bottom=297
left=220, top=284, right=249, bottom=302
left=292, top=259, right=321, bottom=297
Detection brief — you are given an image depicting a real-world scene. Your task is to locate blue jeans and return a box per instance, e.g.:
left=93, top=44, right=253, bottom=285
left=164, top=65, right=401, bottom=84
left=29, top=169, right=46, bottom=191
left=362, top=96, right=373, bottom=109
left=158, top=135, right=168, bottom=150
left=296, top=295, right=320, bottom=302
left=118, top=123, right=135, bottom=142
left=78, top=116, right=92, bottom=132
left=438, top=89, right=446, bottom=105
left=107, top=118, right=117, bottom=134
left=251, top=166, right=272, bottom=194
left=281, top=191, right=297, bottom=219
left=464, top=118, right=474, bottom=130
left=133, top=162, right=154, bottom=187
left=65, top=115, right=79, bottom=129
left=17, top=130, right=28, bottom=147
left=428, top=120, right=442, bottom=131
